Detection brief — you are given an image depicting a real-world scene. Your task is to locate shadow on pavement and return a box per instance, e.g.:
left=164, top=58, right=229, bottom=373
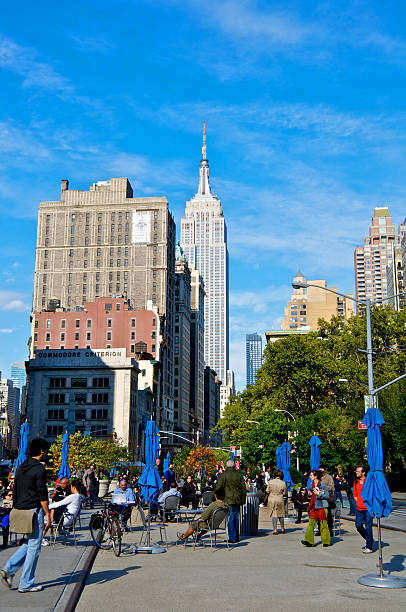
left=39, top=565, right=141, bottom=589
left=383, top=554, right=406, bottom=574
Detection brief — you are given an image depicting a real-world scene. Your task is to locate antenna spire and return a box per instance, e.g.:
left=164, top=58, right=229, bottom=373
left=202, top=121, right=206, bottom=160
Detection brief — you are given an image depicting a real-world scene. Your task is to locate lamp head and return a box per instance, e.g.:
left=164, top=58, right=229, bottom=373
left=292, top=281, right=307, bottom=289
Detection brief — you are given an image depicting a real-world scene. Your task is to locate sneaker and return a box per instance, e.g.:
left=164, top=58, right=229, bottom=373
left=176, top=531, right=186, bottom=541
left=259, top=504, right=264, bottom=508
left=1, top=569, right=13, bottom=589
left=362, top=547, right=373, bottom=554
left=18, top=585, right=43, bottom=593
left=301, top=540, right=313, bottom=547
left=41, top=538, right=49, bottom=547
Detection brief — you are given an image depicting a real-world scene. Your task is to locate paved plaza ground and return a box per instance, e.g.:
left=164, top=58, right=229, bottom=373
left=77, top=508, right=406, bottom=612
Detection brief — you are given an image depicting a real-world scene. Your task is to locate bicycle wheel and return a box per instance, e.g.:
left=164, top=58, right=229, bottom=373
left=111, top=517, right=122, bottom=557
left=89, top=513, right=112, bottom=549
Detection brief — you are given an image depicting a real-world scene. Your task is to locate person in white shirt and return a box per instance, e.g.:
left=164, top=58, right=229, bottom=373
left=264, top=467, right=272, bottom=486
left=42, top=479, right=84, bottom=546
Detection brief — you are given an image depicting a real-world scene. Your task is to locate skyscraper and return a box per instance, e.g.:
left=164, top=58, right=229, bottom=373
left=354, top=207, right=398, bottom=305
left=180, top=125, right=229, bottom=384
left=246, top=333, right=262, bottom=386
left=10, top=362, right=26, bottom=411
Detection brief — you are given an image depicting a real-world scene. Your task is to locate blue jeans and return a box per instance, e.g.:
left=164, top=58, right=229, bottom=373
left=347, top=490, right=357, bottom=514
left=355, top=509, right=374, bottom=550
left=4, top=509, right=44, bottom=589
left=227, top=504, right=240, bottom=542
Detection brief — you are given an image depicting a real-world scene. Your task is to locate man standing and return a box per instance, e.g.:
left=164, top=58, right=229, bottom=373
left=82, top=464, right=98, bottom=508
left=353, top=465, right=374, bottom=553
left=1, top=438, right=51, bottom=593
left=163, top=463, right=176, bottom=491
left=214, top=459, right=246, bottom=543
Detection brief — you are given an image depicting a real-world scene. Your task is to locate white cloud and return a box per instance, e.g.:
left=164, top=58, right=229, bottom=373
left=0, top=291, right=30, bottom=312
left=0, top=329, right=13, bottom=334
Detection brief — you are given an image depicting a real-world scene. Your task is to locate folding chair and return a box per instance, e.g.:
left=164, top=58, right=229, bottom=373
left=50, top=498, right=83, bottom=547
left=332, top=502, right=342, bottom=537
left=201, top=491, right=214, bottom=507
left=161, top=495, right=180, bottom=522
left=137, top=503, right=167, bottom=545
left=192, top=507, right=229, bottom=550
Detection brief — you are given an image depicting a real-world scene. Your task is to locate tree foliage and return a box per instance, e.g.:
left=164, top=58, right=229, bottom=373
left=215, top=306, right=406, bottom=480
left=48, top=432, right=131, bottom=475
left=185, top=446, right=218, bottom=475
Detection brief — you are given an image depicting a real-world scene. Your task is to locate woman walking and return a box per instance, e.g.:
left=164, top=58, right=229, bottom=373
left=301, top=470, right=331, bottom=547
left=266, top=470, right=287, bottom=535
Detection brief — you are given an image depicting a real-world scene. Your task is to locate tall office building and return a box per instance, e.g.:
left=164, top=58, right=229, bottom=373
left=10, top=362, right=26, bottom=411
left=354, top=207, right=398, bottom=305
left=32, top=177, right=176, bottom=428
left=246, top=333, right=263, bottom=386
left=180, top=125, right=229, bottom=384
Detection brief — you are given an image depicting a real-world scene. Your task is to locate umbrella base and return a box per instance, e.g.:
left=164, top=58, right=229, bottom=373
left=132, top=545, right=166, bottom=554
left=358, top=574, right=406, bottom=589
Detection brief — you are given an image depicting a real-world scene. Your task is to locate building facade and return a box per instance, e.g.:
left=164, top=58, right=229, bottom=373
left=26, top=348, right=140, bottom=453
left=0, top=378, right=20, bottom=452
left=174, top=245, right=192, bottom=432
left=32, top=177, right=176, bottom=429
left=354, top=207, right=398, bottom=305
left=386, top=244, right=404, bottom=311
left=180, top=127, right=229, bottom=385
left=204, top=366, right=221, bottom=444
left=282, top=271, right=354, bottom=331
left=10, top=363, right=26, bottom=413
left=246, top=333, right=263, bottom=386
left=190, top=266, right=205, bottom=435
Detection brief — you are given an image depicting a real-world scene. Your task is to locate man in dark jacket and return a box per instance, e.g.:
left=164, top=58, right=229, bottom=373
left=214, top=460, right=246, bottom=543
left=1, top=438, right=51, bottom=593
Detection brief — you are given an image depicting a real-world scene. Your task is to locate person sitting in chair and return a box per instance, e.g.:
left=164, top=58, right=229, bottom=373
left=158, top=482, right=181, bottom=520
left=112, top=479, right=135, bottom=530
left=177, top=490, right=228, bottom=542
left=181, top=475, right=199, bottom=509
left=42, top=479, right=85, bottom=546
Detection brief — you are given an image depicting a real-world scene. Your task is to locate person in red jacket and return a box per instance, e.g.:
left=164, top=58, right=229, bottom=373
left=353, top=465, right=374, bottom=553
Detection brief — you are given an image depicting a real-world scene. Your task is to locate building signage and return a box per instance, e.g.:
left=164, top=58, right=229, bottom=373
left=132, top=210, right=151, bottom=244
left=32, top=348, right=128, bottom=367
left=358, top=420, right=367, bottom=430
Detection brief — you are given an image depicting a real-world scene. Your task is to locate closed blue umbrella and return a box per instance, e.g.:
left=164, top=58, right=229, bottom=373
left=230, top=451, right=235, bottom=463
left=280, top=441, right=293, bottom=491
left=357, top=407, right=405, bottom=588
left=138, top=420, right=162, bottom=502
left=109, top=466, right=117, bottom=478
left=361, top=408, right=392, bottom=518
left=308, top=435, right=322, bottom=489
left=15, top=422, right=29, bottom=470
left=58, top=432, right=71, bottom=480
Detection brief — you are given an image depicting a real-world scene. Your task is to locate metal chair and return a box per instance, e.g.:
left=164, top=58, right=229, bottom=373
left=50, top=509, right=80, bottom=547
left=137, top=503, right=167, bottom=545
left=161, top=495, right=180, bottom=522
left=201, top=491, right=214, bottom=507
left=192, top=507, right=229, bottom=550
left=332, top=502, right=342, bottom=537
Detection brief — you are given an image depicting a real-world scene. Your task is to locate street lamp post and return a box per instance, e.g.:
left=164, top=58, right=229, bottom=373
left=292, top=279, right=406, bottom=589
left=274, top=409, right=299, bottom=471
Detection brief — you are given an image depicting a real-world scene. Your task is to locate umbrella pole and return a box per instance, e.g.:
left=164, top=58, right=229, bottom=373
left=358, top=515, right=406, bottom=588
left=132, top=499, right=166, bottom=555
left=377, top=517, right=383, bottom=579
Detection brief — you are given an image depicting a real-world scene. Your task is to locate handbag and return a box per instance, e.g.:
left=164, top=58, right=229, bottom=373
left=9, top=508, right=36, bottom=534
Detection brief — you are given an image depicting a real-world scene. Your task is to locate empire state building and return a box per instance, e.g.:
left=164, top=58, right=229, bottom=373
left=180, top=125, right=229, bottom=385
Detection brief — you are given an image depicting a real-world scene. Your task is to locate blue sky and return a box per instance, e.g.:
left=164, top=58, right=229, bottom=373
left=1, top=1, right=406, bottom=389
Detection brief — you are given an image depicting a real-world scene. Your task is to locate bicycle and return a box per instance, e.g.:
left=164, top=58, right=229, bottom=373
left=89, top=501, right=122, bottom=557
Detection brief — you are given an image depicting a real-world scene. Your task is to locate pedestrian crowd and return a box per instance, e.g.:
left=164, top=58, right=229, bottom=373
left=0, top=446, right=375, bottom=595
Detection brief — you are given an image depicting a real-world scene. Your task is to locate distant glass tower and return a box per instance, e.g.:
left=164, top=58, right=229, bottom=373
left=10, top=362, right=26, bottom=411
left=246, top=333, right=262, bottom=386
left=180, top=124, right=229, bottom=384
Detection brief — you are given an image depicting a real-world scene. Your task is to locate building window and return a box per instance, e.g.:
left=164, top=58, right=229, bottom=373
left=71, top=378, right=87, bottom=388
left=34, top=333, right=38, bottom=341
left=44, top=262, right=48, bottom=269
left=60, top=333, right=65, bottom=341
left=75, top=332, right=79, bottom=340
left=109, top=272, right=113, bottom=281
left=117, top=259, right=121, bottom=267
left=116, top=303, right=120, bottom=311
left=84, top=260, right=88, bottom=268
left=46, top=333, right=51, bottom=341
left=87, top=332, right=91, bottom=340
left=48, top=393, right=66, bottom=404
left=47, top=409, right=65, bottom=420
left=87, top=319, right=92, bottom=328
left=90, top=424, right=108, bottom=437
left=46, top=425, right=64, bottom=437
left=105, top=303, right=112, bottom=311
left=75, top=408, right=86, bottom=421
left=152, top=344, right=155, bottom=352
left=107, top=331, right=112, bottom=340
left=76, top=319, right=80, bottom=328
left=92, top=377, right=109, bottom=388
left=131, top=331, right=135, bottom=340
left=107, top=319, right=112, bottom=327
left=124, top=259, right=128, bottom=267
left=130, top=344, right=135, bottom=353
left=75, top=393, right=87, bottom=404
left=61, top=319, right=66, bottom=329
left=91, top=393, right=108, bottom=404
left=46, top=319, right=51, bottom=329
left=35, top=320, right=39, bottom=329
left=90, top=408, right=108, bottom=420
